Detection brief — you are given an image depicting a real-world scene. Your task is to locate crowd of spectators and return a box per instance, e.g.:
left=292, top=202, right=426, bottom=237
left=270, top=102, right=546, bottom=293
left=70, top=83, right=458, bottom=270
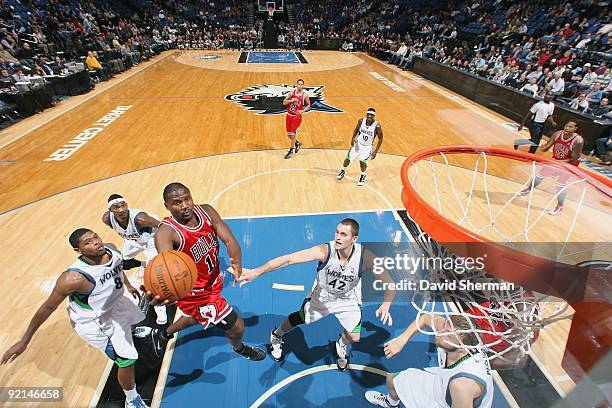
left=0, top=0, right=609, bottom=162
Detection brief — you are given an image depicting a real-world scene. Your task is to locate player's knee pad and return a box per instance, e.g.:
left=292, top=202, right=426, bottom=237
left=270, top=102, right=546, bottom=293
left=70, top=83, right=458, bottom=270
left=122, top=258, right=142, bottom=270
left=215, top=310, right=239, bottom=331
left=288, top=310, right=305, bottom=327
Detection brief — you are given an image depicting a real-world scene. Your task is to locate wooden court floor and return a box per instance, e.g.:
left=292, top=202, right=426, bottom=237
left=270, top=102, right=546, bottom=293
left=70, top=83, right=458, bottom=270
left=0, top=50, right=607, bottom=406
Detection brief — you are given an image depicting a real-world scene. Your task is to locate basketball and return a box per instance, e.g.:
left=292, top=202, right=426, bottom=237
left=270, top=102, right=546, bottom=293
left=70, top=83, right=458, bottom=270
left=144, top=250, right=198, bottom=301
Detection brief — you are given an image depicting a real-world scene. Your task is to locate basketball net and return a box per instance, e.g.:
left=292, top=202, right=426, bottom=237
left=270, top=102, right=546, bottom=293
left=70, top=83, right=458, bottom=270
left=267, top=6, right=274, bottom=19
left=401, top=147, right=611, bottom=366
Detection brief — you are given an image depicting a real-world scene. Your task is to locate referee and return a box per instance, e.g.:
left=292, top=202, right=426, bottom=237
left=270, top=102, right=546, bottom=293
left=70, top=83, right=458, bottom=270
left=516, top=91, right=556, bottom=154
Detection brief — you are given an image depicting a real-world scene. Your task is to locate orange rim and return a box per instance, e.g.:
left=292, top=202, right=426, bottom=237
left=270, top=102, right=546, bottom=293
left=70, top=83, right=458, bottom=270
left=400, top=145, right=612, bottom=301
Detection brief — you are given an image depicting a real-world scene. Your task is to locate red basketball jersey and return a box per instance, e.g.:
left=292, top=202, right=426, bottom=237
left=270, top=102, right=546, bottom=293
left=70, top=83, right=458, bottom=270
left=287, top=90, right=305, bottom=115
left=552, top=131, right=580, bottom=163
left=161, top=205, right=221, bottom=290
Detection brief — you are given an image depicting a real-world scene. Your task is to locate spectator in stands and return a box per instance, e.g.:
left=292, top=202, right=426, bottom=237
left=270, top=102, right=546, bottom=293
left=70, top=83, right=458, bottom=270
left=51, top=56, right=68, bottom=75
left=550, top=72, right=565, bottom=95
left=12, top=69, right=29, bottom=83
left=389, top=42, right=407, bottom=65
left=569, top=92, right=589, bottom=113
left=86, top=51, right=110, bottom=82
left=594, top=132, right=611, bottom=165
left=0, top=68, right=14, bottom=87
left=591, top=98, right=609, bottom=117
left=587, top=83, right=604, bottom=105
left=520, top=77, right=539, bottom=96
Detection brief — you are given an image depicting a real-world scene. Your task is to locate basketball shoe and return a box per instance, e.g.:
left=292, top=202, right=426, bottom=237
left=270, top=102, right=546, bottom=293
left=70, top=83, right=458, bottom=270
left=336, top=169, right=346, bottom=180
left=335, top=336, right=349, bottom=370
left=270, top=328, right=284, bottom=361
left=295, top=140, right=302, bottom=154
left=365, top=391, right=400, bottom=407
left=125, top=395, right=148, bottom=408
left=233, top=343, right=266, bottom=361
left=358, top=174, right=367, bottom=186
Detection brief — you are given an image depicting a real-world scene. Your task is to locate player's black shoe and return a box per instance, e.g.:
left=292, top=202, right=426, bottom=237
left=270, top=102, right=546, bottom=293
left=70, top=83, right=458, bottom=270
left=151, top=328, right=173, bottom=358
left=294, top=140, right=302, bottom=154
left=233, top=343, right=266, bottom=361
left=284, top=148, right=294, bottom=159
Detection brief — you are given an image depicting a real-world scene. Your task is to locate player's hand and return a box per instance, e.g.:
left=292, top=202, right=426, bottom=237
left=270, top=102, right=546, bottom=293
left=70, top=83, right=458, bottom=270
left=238, top=268, right=260, bottom=287
left=227, top=257, right=242, bottom=286
left=376, top=302, right=393, bottom=326
left=126, top=284, right=141, bottom=300
left=370, top=150, right=378, bottom=160
left=139, top=285, right=176, bottom=306
left=1, top=339, right=28, bottom=364
left=517, top=125, right=523, bottom=132
left=384, top=336, right=407, bottom=359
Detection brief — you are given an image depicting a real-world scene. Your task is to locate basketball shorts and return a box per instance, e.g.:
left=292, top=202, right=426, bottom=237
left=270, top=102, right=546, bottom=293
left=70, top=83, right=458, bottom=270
left=177, top=281, right=233, bottom=329
left=286, top=114, right=302, bottom=135
left=348, top=143, right=372, bottom=162
left=122, top=238, right=157, bottom=261
left=72, top=296, right=145, bottom=366
left=392, top=368, right=439, bottom=407
left=537, top=162, right=580, bottom=186
left=302, top=290, right=362, bottom=333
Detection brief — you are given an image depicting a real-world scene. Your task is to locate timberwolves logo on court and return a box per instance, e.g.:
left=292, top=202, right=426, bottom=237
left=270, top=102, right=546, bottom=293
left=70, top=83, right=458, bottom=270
left=225, top=84, right=343, bottom=115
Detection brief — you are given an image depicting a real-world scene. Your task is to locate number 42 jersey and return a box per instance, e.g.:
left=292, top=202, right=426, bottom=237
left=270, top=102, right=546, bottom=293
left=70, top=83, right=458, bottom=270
left=313, top=241, right=363, bottom=302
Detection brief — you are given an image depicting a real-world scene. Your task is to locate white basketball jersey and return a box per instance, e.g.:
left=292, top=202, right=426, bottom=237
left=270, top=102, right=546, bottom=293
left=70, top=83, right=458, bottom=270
left=109, top=208, right=155, bottom=247
left=430, top=348, right=494, bottom=408
left=357, top=118, right=377, bottom=146
left=66, top=246, right=126, bottom=324
left=313, top=241, right=362, bottom=301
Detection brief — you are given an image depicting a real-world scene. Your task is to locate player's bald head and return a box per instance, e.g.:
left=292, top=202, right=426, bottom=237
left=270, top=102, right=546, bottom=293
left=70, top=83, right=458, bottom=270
left=163, top=182, right=190, bottom=202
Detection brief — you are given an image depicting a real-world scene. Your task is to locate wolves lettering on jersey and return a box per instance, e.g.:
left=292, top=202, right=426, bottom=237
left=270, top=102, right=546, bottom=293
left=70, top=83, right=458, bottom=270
left=358, top=119, right=377, bottom=146
left=161, top=205, right=221, bottom=289
left=288, top=90, right=305, bottom=115
left=66, top=246, right=125, bottom=323
left=316, top=241, right=362, bottom=296
left=552, top=131, right=578, bottom=160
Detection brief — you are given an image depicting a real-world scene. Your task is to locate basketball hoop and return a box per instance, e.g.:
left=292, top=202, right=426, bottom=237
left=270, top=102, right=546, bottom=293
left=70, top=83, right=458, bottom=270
left=400, top=145, right=612, bottom=364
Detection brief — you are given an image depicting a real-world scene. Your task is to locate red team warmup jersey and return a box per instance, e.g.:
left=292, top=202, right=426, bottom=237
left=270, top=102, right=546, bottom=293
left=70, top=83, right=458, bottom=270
left=551, top=131, right=580, bottom=163
left=286, top=90, right=306, bottom=134
left=287, top=90, right=305, bottom=115
left=161, top=204, right=232, bottom=327
left=538, top=130, right=581, bottom=184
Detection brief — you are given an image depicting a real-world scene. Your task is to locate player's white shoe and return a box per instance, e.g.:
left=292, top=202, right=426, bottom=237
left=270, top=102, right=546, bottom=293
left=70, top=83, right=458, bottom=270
left=270, top=329, right=284, bottom=361
left=125, top=394, right=148, bottom=408
left=358, top=174, right=367, bottom=186
left=548, top=205, right=563, bottom=216
left=336, top=169, right=346, bottom=180
left=365, top=391, right=399, bottom=407
left=155, top=305, right=168, bottom=325
left=335, top=338, right=349, bottom=370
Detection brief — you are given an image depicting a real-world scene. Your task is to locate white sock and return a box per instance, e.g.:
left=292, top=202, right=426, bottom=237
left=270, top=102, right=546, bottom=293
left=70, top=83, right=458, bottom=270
left=361, top=171, right=366, bottom=176
left=341, top=166, right=347, bottom=170
left=274, top=327, right=286, bottom=337
left=387, top=394, right=400, bottom=406
left=124, top=387, right=138, bottom=399
left=338, top=335, right=347, bottom=347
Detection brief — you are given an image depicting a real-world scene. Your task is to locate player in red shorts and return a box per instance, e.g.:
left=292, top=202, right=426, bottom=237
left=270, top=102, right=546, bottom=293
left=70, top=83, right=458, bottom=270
left=148, top=182, right=265, bottom=361
left=465, top=300, right=540, bottom=369
left=517, top=120, right=584, bottom=216
left=282, top=78, right=310, bottom=159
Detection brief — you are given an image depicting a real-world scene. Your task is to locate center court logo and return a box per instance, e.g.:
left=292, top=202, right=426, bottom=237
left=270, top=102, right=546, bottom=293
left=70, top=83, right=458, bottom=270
left=225, top=84, right=343, bottom=115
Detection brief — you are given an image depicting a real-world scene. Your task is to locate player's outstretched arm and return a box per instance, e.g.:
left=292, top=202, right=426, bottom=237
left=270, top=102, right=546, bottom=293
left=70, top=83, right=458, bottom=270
left=239, top=244, right=328, bottom=287
left=1, top=272, right=88, bottom=364
left=384, top=312, right=446, bottom=359
left=135, top=212, right=162, bottom=229
left=202, top=204, right=242, bottom=283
